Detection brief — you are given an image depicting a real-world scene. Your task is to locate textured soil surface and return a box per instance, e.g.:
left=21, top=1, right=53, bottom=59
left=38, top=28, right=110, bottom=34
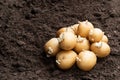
left=0, top=0, right=120, bottom=80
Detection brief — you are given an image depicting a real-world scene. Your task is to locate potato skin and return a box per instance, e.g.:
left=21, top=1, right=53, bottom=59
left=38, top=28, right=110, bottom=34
left=56, top=50, right=77, bottom=70
left=76, top=50, right=97, bottom=71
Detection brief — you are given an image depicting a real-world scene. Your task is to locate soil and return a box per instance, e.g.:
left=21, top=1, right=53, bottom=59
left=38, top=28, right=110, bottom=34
left=0, top=0, right=120, bottom=80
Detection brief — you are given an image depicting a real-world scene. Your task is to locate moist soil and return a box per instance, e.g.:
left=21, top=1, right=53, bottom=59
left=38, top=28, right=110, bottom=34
left=0, top=0, right=120, bottom=80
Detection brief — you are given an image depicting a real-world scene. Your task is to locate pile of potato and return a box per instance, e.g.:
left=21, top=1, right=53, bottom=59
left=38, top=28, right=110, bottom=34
left=44, top=20, right=111, bottom=71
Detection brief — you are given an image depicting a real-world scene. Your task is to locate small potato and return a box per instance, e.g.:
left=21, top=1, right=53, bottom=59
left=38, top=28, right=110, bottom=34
left=56, top=50, right=77, bottom=70
left=101, top=35, right=108, bottom=43
left=90, top=42, right=111, bottom=58
left=56, top=27, right=75, bottom=37
left=76, top=50, right=97, bottom=71
left=88, top=28, right=104, bottom=42
left=70, top=24, right=79, bottom=35
left=58, top=31, right=77, bottom=50
left=44, top=38, right=60, bottom=57
left=74, top=36, right=90, bottom=53
left=77, top=20, right=94, bottom=37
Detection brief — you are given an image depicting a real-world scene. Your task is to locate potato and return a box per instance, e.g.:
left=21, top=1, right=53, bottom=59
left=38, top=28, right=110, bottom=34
left=77, top=20, right=94, bottom=37
left=58, top=31, right=77, bottom=50
left=76, top=50, right=97, bottom=71
left=90, top=42, right=111, bottom=58
left=44, top=38, right=60, bottom=57
left=56, top=50, right=77, bottom=70
left=74, top=36, right=90, bottom=53
left=101, top=35, right=108, bottom=43
left=70, top=24, right=79, bottom=35
left=88, top=28, right=104, bottom=42
left=56, top=27, right=75, bottom=37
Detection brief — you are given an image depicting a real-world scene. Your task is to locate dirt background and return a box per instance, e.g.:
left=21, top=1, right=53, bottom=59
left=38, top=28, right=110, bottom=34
left=0, top=0, right=120, bottom=80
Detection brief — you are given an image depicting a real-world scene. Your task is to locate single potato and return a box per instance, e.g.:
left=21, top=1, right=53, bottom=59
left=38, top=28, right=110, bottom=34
left=91, top=42, right=110, bottom=58
left=76, top=50, right=97, bottom=71
left=56, top=50, right=77, bottom=70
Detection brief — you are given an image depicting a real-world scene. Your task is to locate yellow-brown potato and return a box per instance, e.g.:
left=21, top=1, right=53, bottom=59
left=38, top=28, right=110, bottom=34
left=76, top=50, right=97, bottom=71
left=88, top=28, right=104, bottom=42
left=56, top=50, right=77, bottom=70
left=101, top=35, right=108, bottom=43
left=58, top=32, right=77, bottom=50
left=70, top=24, right=79, bottom=35
left=44, top=38, right=60, bottom=57
left=77, top=20, right=94, bottom=37
left=90, top=42, right=111, bottom=58
left=56, top=27, right=75, bottom=37
left=74, top=36, right=90, bottom=53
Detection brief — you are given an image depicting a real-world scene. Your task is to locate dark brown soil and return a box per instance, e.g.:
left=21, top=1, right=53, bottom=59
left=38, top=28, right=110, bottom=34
left=0, top=0, right=120, bottom=80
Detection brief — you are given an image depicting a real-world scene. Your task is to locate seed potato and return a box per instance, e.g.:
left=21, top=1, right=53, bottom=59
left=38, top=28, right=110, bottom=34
left=70, top=24, right=79, bottom=35
left=101, top=35, right=108, bottom=43
left=44, top=38, right=60, bottom=57
left=74, top=36, right=90, bottom=53
left=91, top=42, right=110, bottom=57
left=88, top=28, right=104, bottom=42
left=77, top=20, right=94, bottom=37
left=56, top=50, right=77, bottom=70
left=58, top=31, right=77, bottom=50
left=56, top=27, right=75, bottom=37
left=76, top=50, right=97, bottom=71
